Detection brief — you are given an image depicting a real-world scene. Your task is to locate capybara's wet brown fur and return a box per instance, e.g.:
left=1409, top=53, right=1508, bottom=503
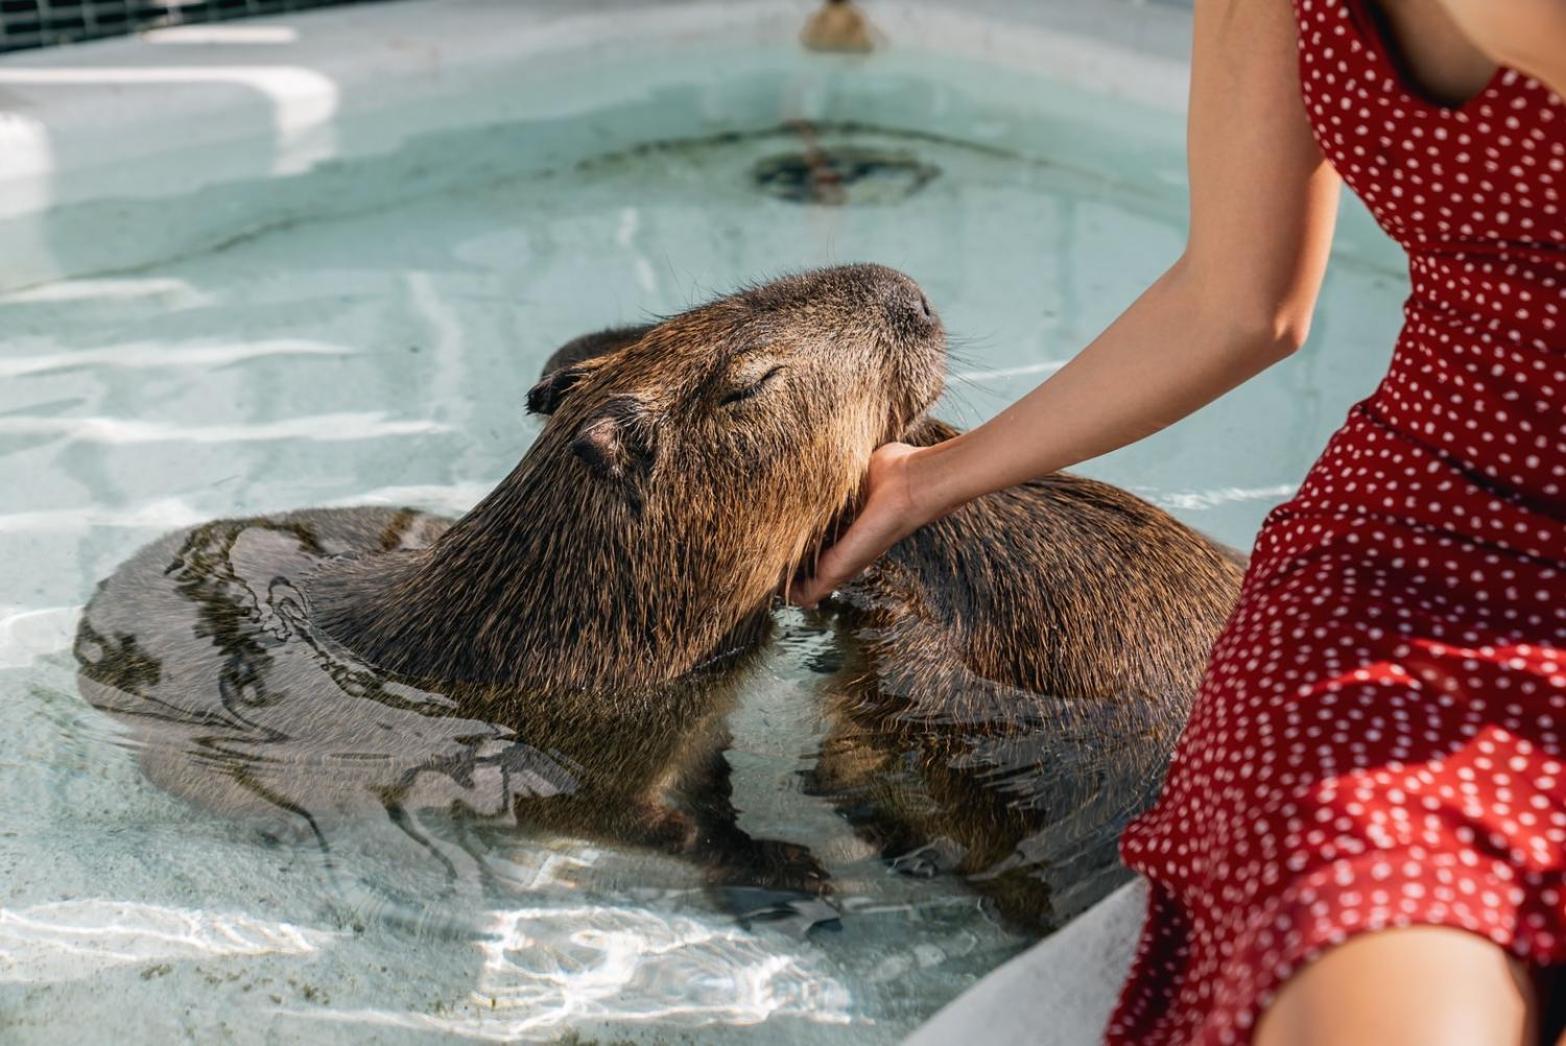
left=310, top=265, right=942, bottom=691
left=74, top=265, right=944, bottom=905
left=813, top=416, right=1242, bottom=928
left=542, top=324, right=1246, bottom=931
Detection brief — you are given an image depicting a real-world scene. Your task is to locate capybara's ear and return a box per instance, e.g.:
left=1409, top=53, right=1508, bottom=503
left=571, top=397, right=656, bottom=500
left=527, top=361, right=598, bottom=416
left=540, top=324, right=654, bottom=377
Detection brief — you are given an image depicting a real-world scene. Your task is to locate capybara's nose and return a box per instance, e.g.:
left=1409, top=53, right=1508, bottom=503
left=825, top=263, right=940, bottom=333
left=898, top=285, right=939, bottom=332
left=880, top=272, right=940, bottom=333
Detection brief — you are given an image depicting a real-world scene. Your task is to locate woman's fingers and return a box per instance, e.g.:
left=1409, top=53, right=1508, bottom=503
left=791, top=443, right=925, bottom=607
left=793, top=526, right=878, bottom=607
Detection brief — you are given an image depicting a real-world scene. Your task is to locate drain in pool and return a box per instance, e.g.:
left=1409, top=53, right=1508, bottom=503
left=752, top=121, right=940, bottom=204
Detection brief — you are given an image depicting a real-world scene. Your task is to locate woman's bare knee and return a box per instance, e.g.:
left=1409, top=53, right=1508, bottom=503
left=1254, top=926, right=1535, bottom=1046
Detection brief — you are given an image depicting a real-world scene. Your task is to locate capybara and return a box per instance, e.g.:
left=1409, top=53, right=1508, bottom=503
left=538, top=295, right=1244, bottom=929
left=75, top=265, right=946, bottom=904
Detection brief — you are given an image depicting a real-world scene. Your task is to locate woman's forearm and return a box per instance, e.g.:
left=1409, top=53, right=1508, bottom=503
left=905, top=0, right=1342, bottom=520
left=786, top=0, right=1340, bottom=607
left=910, top=256, right=1307, bottom=518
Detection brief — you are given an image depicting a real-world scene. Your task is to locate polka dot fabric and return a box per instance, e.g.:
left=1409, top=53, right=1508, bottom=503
left=1107, top=1, right=1566, bottom=1042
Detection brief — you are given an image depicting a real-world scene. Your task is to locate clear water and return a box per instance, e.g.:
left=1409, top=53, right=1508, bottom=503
left=0, top=46, right=1407, bottom=1043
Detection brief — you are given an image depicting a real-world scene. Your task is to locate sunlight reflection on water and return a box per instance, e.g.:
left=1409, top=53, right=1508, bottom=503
left=283, top=906, right=853, bottom=1041
left=0, top=900, right=338, bottom=983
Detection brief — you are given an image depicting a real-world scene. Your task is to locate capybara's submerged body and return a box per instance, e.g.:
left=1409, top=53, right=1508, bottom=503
left=78, top=264, right=1242, bottom=930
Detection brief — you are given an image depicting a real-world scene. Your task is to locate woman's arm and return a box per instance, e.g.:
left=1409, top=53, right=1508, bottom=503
left=1433, top=0, right=1566, bottom=96
left=791, top=0, right=1341, bottom=607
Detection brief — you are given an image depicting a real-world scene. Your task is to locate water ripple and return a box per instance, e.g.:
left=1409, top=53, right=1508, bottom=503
left=0, top=604, right=78, bottom=667
left=0, top=412, right=448, bottom=444
left=0, top=338, right=351, bottom=379
left=281, top=905, right=853, bottom=1041
left=950, top=360, right=1068, bottom=382
left=0, top=277, right=208, bottom=305
left=1148, top=483, right=1297, bottom=512
left=0, top=900, right=338, bottom=983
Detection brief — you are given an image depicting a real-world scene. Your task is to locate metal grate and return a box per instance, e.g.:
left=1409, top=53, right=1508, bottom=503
left=0, top=0, right=389, bottom=53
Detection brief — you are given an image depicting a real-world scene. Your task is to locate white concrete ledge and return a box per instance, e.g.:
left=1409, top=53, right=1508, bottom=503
left=906, top=878, right=1148, bottom=1046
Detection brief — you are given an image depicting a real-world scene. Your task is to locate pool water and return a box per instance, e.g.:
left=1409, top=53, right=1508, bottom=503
left=0, top=46, right=1407, bottom=1044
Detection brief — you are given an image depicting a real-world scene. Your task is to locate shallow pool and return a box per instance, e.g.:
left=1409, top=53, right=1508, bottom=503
left=0, top=35, right=1408, bottom=1044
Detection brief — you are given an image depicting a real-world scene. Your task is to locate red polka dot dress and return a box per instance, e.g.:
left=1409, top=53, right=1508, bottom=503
left=1108, top=1, right=1566, bottom=1042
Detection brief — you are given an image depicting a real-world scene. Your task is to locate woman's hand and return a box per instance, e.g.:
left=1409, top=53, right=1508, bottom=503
left=790, top=441, right=929, bottom=608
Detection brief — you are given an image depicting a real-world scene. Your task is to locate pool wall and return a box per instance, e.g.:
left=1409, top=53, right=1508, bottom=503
left=0, top=0, right=1203, bottom=294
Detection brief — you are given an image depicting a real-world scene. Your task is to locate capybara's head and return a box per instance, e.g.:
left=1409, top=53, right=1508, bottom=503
left=329, top=265, right=945, bottom=689
left=502, top=264, right=941, bottom=677
left=527, top=263, right=943, bottom=586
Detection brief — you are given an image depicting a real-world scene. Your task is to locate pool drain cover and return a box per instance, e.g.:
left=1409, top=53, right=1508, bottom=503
left=752, top=145, right=939, bottom=205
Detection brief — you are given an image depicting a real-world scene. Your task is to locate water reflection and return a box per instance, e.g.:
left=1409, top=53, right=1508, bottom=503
left=277, top=905, right=853, bottom=1040
left=808, top=571, right=1195, bottom=932
left=0, top=900, right=336, bottom=984
left=75, top=509, right=830, bottom=909
left=474, top=905, right=848, bottom=1026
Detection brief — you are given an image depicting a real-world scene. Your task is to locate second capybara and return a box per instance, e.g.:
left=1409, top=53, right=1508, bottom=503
left=537, top=302, right=1244, bottom=929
